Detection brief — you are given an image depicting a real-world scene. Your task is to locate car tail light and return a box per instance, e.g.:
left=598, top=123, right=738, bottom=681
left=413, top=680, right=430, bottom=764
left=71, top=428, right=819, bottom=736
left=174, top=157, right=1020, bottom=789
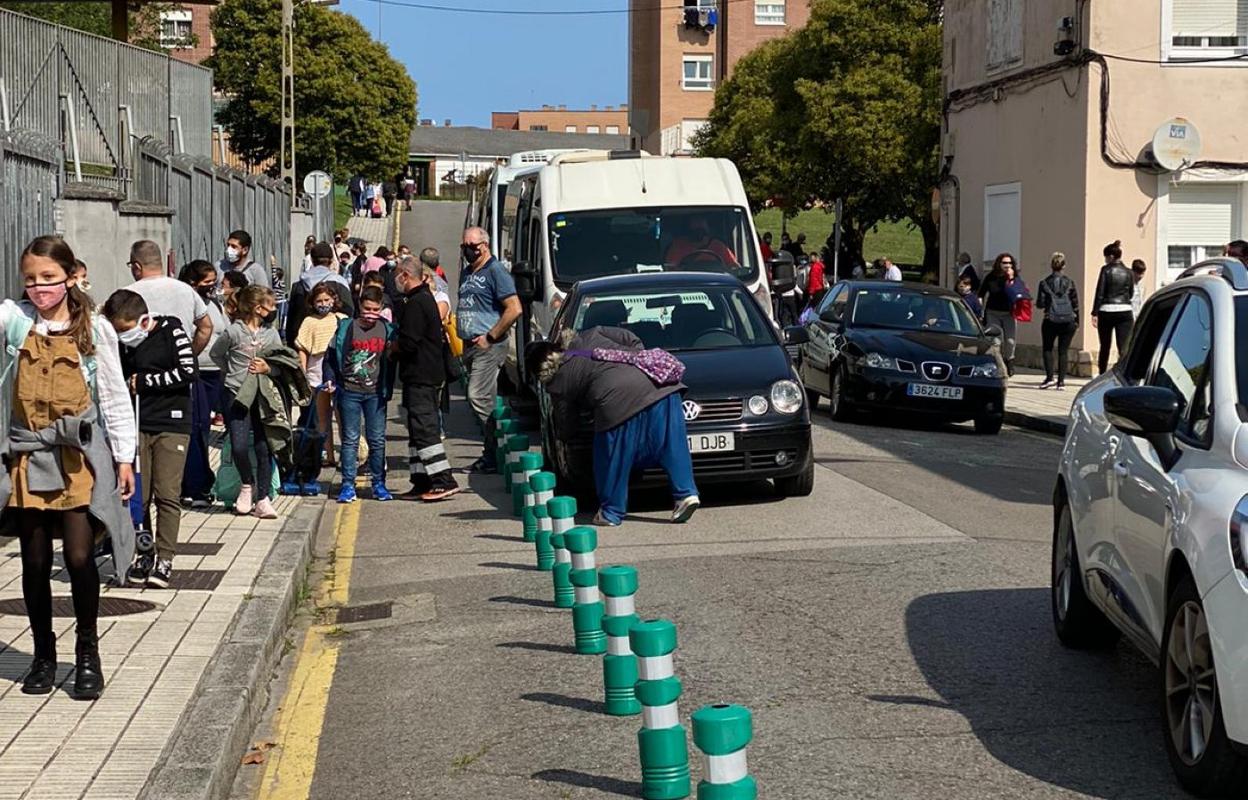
left=1230, top=496, right=1248, bottom=573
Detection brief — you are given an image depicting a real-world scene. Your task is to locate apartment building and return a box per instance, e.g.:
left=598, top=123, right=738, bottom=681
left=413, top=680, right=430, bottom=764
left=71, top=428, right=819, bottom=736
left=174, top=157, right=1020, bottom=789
left=941, top=0, right=1248, bottom=372
left=492, top=105, right=629, bottom=135
left=159, top=3, right=215, bottom=65
left=629, top=0, right=810, bottom=155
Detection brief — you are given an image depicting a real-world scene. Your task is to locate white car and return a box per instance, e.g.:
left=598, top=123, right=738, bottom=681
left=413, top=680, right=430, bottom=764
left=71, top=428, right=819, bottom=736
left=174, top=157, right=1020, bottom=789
left=1053, top=257, right=1248, bottom=796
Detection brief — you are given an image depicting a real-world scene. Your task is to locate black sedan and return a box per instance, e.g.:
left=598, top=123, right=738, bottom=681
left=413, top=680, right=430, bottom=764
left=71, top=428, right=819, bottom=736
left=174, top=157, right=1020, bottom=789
left=798, top=281, right=1008, bottom=434
left=539, top=272, right=814, bottom=496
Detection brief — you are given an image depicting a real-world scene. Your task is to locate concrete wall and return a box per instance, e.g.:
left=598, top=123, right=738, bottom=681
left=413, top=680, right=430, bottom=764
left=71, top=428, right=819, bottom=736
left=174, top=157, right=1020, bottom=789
left=57, top=196, right=172, bottom=303
left=511, top=108, right=628, bottom=134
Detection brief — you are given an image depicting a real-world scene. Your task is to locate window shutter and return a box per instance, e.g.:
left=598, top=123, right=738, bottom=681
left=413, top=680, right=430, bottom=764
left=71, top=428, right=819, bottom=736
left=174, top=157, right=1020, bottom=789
left=1171, top=0, right=1246, bottom=38
left=987, top=0, right=1023, bottom=68
left=1168, top=185, right=1240, bottom=244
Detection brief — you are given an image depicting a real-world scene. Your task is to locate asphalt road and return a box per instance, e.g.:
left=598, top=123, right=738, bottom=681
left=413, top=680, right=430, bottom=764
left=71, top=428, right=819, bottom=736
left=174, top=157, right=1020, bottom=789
left=233, top=401, right=1187, bottom=800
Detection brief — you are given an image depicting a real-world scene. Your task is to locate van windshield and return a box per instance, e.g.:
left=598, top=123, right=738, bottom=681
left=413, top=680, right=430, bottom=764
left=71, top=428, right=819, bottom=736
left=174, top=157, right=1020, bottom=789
left=547, top=206, right=759, bottom=290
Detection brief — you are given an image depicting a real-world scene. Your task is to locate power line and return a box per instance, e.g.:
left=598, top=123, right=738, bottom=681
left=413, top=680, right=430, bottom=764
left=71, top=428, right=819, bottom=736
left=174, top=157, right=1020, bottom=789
left=1099, top=50, right=1248, bottom=65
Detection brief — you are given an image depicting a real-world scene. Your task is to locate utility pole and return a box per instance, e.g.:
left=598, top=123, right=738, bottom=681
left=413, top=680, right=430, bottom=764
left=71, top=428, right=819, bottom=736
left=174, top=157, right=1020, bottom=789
left=280, top=0, right=296, bottom=203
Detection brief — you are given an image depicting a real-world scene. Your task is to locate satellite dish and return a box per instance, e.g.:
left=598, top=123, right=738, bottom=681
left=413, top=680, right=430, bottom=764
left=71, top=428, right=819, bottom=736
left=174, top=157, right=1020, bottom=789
left=1150, top=118, right=1202, bottom=172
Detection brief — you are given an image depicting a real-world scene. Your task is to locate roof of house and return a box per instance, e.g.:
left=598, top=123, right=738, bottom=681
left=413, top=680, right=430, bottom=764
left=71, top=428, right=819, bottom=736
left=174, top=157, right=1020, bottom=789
left=408, top=126, right=629, bottom=158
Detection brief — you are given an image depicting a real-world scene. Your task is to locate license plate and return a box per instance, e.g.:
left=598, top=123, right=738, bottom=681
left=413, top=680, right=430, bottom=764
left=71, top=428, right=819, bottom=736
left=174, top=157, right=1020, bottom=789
left=687, top=432, right=735, bottom=453
left=907, top=383, right=964, bottom=400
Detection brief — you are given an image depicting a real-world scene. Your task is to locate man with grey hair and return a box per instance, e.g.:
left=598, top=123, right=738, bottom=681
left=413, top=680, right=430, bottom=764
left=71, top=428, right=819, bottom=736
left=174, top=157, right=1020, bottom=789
left=125, top=240, right=212, bottom=355
left=456, top=226, right=522, bottom=473
left=956, top=252, right=980, bottom=293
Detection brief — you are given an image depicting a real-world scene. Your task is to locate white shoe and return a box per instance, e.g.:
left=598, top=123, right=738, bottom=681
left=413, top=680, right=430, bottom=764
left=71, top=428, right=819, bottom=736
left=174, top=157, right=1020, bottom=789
left=252, top=496, right=278, bottom=519
left=234, top=485, right=253, bottom=516
left=592, top=510, right=621, bottom=527
left=672, top=495, right=701, bottom=524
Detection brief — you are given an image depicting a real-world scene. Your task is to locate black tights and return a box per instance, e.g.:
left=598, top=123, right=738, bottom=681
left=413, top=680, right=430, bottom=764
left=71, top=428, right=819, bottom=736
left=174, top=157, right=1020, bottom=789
left=18, top=509, right=99, bottom=659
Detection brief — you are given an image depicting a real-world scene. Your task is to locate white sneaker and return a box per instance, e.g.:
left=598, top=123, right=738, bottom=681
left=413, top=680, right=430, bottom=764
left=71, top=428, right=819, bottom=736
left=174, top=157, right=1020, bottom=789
left=672, top=495, right=701, bottom=524
left=1038, top=379, right=1056, bottom=390
left=234, top=485, right=254, bottom=516
left=252, top=496, right=278, bottom=520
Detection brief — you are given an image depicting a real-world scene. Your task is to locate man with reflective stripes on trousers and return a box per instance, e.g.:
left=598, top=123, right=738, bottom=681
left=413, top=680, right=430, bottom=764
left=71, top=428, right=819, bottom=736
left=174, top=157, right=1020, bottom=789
left=394, top=258, right=461, bottom=501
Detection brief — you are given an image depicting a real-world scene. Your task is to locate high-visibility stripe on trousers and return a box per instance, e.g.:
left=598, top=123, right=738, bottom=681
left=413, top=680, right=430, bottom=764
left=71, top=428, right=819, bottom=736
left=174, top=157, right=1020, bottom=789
left=402, top=383, right=450, bottom=480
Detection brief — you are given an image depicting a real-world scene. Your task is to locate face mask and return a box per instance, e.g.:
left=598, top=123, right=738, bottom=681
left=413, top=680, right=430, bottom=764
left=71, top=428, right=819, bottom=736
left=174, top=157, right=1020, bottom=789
left=226, top=246, right=241, bottom=263
left=386, top=259, right=396, bottom=268
left=197, top=284, right=216, bottom=300
left=315, top=301, right=334, bottom=316
left=27, top=281, right=68, bottom=311
left=118, top=318, right=150, bottom=348
left=461, top=243, right=481, bottom=262
left=339, top=260, right=350, bottom=269
left=262, top=309, right=278, bottom=325
left=360, top=310, right=381, bottom=323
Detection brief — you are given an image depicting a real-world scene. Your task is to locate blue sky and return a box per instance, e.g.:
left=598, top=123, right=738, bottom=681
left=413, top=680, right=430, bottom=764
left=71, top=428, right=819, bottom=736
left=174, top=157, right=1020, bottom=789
left=339, top=0, right=628, bottom=128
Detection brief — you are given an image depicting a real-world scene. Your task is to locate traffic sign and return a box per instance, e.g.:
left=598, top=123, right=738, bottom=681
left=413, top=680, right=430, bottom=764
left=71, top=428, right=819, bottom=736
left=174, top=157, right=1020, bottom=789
left=302, top=170, right=331, bottom=198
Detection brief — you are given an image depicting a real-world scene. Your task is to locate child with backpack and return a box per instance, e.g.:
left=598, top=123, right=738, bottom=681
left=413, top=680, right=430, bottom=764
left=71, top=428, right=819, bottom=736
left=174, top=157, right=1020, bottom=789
left=295, top=284, right=346, bottom=467
left=102, top=290, right=195, bottom=589
left=1036, top=252, right=1080, bottom=390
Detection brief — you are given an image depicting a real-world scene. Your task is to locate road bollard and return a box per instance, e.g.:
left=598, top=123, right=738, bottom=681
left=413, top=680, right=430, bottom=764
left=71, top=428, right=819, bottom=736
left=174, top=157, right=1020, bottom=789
left=547, top=496, right=577, bottom=608
left=514, top=451, right=543, bottom=519
left=564, top=526, right=607, bottom=655
left=630, top=619, right=690, bottom=800
left=503, top=433, right=530, bottom=490
left=530, top=473, right=557, bottom=568
left=691, top=704, right=756, bottom=800
left=493, top=418, right=517, bottom=469
left=599, top=566, right=642, bottom=717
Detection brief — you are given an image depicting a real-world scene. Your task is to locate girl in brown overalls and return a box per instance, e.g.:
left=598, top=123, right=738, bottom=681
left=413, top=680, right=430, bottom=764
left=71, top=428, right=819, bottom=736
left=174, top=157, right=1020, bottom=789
left=1, top=237, right=136, bottom=700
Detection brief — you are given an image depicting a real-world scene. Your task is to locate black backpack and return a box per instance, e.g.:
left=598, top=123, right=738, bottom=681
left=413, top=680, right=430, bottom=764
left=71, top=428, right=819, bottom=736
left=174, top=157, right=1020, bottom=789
left=1046, top=275, right=1076, bottom=323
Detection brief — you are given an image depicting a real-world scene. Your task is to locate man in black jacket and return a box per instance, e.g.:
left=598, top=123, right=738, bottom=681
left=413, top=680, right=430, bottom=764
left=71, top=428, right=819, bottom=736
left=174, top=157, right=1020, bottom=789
left=394, top=259, right=460, bottom=501
left=103, top=290, right=196, bottom=589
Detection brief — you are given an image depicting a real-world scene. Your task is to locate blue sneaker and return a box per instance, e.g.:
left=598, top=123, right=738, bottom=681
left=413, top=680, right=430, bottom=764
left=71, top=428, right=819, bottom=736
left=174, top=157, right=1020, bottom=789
left=301, top=481, right=321, bottom=496
left=372, top=483, right=394, bottom=502
left=280, top=480, right=301, bottom=496
left=336, top=485, right=357, bottom=504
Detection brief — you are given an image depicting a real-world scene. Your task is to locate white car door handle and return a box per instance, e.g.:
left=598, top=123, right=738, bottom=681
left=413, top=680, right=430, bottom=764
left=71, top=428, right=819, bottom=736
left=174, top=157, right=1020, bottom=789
left=1113, top=462, right=1129, bottom=477
left=1108, top=436, right=1120, bottom=449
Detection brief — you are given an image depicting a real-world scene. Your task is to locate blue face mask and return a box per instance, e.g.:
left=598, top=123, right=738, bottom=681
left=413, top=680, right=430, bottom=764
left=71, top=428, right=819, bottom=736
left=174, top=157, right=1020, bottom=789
left=315, top=302, right=334, bottom=316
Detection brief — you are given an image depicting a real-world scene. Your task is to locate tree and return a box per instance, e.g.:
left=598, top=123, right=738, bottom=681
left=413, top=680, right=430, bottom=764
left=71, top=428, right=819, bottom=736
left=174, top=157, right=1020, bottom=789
left=694, top=0, right=941, bottom=272
left=209, top=0, right=416, bottom=183
left=0, top=2, right=197, bottom=51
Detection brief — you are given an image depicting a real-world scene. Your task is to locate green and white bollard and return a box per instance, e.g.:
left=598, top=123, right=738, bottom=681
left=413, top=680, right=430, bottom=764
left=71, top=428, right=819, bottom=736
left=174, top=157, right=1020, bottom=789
left=547, top=496, right=577, bottom=608
left=530, top=473, right=557, bottom=568
left=599, top=566, right=642, bottom=717
left=514, top=451, right=542, bottom=519
left=493, top=418, right=517, bottom=469
left=631, top=619, right=691, bottom=800
left=503, top=433, right=530, bottom=490
left=564, top=526, right=607, bottom=655
left=691, top=705, right=756, bottom=800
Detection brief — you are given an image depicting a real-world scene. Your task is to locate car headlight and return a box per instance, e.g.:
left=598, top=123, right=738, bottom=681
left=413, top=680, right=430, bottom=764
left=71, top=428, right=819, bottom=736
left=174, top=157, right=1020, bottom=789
left=863, top=352, right=898, bottom=370
left=971, top=362, right=1003, bottom=378
left=748, top=395, right=770, bottom=416
left=770, top=380, right=802, bottom=414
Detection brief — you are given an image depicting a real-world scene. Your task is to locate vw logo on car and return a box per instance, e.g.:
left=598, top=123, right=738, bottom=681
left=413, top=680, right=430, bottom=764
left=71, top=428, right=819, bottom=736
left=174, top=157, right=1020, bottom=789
left=682, top=400, right=702, bottom=421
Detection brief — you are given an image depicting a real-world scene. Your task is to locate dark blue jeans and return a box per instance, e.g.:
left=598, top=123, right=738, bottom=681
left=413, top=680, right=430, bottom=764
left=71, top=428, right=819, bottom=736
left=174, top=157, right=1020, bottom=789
left=338, top=389, right=387, bottom=484
left=592, top=393, right=698, bottom=524
left=182, top=370, right=223, bottom=501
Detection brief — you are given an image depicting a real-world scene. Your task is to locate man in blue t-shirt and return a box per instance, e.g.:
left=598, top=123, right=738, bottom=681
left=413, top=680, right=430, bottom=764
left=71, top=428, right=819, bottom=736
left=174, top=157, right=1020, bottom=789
left=456, top=226, right=522, bottom=472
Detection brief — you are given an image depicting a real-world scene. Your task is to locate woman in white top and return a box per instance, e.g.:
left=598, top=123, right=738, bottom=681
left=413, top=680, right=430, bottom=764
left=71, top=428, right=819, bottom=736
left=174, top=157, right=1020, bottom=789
left=0, top=236, right=137, bottom=700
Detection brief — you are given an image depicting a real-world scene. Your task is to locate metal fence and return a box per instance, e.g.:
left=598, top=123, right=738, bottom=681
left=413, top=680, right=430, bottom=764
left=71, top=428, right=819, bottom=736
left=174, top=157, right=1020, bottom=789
left=0, top=130, right=59, bottom=301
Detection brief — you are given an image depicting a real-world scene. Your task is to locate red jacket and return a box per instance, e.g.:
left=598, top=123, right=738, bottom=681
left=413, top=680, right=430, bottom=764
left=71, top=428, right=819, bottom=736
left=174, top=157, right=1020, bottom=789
left=807, top=259, right=826, bottom=295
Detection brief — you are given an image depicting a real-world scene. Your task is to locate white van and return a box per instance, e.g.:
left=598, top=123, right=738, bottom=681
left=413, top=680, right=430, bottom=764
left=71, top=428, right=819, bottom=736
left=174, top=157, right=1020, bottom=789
left=465, top=149, right=589, bottom=266
left=502, top=150, right=774, bottom=390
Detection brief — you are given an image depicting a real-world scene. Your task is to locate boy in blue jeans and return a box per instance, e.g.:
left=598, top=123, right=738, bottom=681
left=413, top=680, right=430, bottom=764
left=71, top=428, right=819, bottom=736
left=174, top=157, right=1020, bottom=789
left=325, top=286, right=396, bottom=503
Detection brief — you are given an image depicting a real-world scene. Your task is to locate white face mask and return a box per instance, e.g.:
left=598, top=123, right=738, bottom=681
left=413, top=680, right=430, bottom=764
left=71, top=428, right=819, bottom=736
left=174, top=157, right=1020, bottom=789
left=118, top=316, right=151, bottom=348
left=225, top=246, right=241, bottom=263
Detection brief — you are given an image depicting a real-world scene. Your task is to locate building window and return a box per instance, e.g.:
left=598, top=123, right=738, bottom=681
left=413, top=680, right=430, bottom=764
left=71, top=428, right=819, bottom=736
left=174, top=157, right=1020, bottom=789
left=565, top=125, right=577, bottom=133
left=587, top=125, right=600, bottom=134
left=159, top=10, right=193, bottom=49
left=529, top=125, right=548, bottom=131
left=682, top=55, right=714, bottom=91
left=986, top=0, right=1023, bottom=71
left=606, top=125, right=620, bottom=135
left=755, top=0, right=785, bottom=25
left=1165, top=183, right=1242, bottom=280
left=983, top=183, right=1022, bottom=266
left=1165, top=0, right=1248, bottom=60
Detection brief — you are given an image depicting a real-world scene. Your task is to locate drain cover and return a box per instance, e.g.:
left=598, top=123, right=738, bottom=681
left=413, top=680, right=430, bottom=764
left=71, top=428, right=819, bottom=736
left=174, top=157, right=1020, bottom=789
left=174, top=543, right=223, bottom=556
left=335, top=601, right=393, bottom=625
left=166, top=570, right=225, bottom=591
left=0, top=597, right=158, bottom=617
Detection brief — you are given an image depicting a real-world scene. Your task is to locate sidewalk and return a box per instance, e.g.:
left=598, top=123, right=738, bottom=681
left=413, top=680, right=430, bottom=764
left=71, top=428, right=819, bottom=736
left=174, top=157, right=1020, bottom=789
left=0, top=447, right=315, bottom=800
left=1004, top=368, right=1090, bottom=436
left=345, top=213, right=394, bottom=252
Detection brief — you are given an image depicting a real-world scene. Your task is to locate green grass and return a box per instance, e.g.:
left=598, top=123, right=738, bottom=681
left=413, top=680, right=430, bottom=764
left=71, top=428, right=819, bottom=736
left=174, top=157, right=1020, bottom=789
left=333, top=185, right=352, bottom=230
left=753, top=209, right=925, bottom=265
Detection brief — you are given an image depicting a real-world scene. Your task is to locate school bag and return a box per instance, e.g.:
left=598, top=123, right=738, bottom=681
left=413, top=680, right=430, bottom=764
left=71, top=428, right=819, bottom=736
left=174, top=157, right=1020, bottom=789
left=1046, top=275, right=1077, bottom=323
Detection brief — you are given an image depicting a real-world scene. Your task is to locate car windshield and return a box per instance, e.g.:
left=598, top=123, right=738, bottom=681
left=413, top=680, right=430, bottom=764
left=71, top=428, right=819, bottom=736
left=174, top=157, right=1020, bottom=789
left=570, top=286, right=775, bottom=351
left=850, top=287, right=983, bottom=335
left=547, top=206, right=759, bottom=289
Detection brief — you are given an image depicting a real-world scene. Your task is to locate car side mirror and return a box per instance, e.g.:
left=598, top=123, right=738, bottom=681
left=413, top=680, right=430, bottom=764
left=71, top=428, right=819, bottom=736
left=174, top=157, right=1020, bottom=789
left=983, top=324, right=1003, bottom=338
left=783, top=326, right=810, bottom=345
left=1104, top=385, right=1183, bottom=469
left=512, top=260, right=537, bottom=302
left=769, top=253, right=796, bottom=295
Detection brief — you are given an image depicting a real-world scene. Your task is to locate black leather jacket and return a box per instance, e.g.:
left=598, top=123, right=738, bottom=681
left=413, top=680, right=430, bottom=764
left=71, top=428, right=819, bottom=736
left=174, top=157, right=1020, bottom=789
left=1092, top=261, right=1134, bottom=314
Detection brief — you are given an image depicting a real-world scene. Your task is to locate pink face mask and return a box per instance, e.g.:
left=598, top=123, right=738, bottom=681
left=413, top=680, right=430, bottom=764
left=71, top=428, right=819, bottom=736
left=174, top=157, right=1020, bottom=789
left=27, top=281, right=68, bottom=311
left=360, top=310, right=381, bottom=323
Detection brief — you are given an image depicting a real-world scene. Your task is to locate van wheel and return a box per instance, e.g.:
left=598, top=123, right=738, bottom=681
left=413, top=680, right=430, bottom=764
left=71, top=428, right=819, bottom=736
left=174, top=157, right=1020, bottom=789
left=1161, top=575, right=1248, bottom=796
left=1051, top=502, right=1120, bottom=649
